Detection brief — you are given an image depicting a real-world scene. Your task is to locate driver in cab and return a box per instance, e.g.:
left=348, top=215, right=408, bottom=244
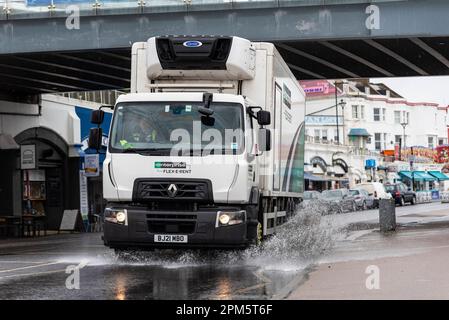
left=131, top=118, right=157, bottom=143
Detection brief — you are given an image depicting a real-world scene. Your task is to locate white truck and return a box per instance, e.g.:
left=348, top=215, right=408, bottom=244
left=89, top=36, right=306, bottom=250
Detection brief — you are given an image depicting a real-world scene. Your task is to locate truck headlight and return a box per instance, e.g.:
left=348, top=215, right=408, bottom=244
left=216, top=210, right=246, bottom=227
left=105, top=208, right=128, bottom=225
left=116, top=211, right=127, bottom=223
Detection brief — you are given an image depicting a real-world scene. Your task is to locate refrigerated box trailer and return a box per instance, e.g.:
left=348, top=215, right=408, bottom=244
left=90, top=35, right=306, bottom=249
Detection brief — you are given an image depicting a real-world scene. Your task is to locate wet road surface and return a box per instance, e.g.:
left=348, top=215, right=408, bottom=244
left=1, top=201, right=448, bottom=300
left=0, top=233, right=305, bottom=300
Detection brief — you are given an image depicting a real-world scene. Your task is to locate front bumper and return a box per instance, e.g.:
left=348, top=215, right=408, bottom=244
left=103, top=207, right=250, bottom=249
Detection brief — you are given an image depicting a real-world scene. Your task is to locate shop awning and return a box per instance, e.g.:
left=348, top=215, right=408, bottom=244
left=348, top=128, right=371, bottom=137
left=428, top=171, right=449, bottom=181
left=399, top=170, right=436, bottom=182
left=414, top=171, right=437, bottom=182
left=398, top=171, right=413, bottom=180
left=304, top=173, right=329, bottom=182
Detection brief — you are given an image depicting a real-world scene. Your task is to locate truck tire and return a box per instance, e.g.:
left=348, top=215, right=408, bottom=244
left=246, top=204, right=262, bottom=245
left=411, top=196, right=416, bottom=205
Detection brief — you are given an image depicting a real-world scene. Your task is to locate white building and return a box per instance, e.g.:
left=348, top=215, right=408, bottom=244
left=301, top=79, right=449, bottom=152
left=300, top=79, right=449, bottom=190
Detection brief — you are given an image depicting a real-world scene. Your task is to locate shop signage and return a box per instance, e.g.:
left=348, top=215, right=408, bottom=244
left=79, top=170, right=89, bottom=219
left=20, top=144, right=36, bottom=170
left=305, top=115, right=344, bottom=126
left=84, top=154, right=100, bottom=177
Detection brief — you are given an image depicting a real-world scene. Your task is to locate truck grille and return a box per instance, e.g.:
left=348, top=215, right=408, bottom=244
left=146, top=214, right=197, bottom=234
left=133, top=179, right=213, bottom=202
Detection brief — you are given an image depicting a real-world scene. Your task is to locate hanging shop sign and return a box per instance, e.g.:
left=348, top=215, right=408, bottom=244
left=79, top=170, right=89, bottom=220
left=84, top=154, right=100, bottom=177
left=20, top=144, right=36, bottom=170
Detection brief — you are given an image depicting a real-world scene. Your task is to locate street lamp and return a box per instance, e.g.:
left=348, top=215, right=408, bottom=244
left=339, top=99, right=347, bottom=145
left=335, top=80, right=341, bottom=145
left=334, top=79, right=346, bottom=145
left=400, top=122, right=408, bottom=149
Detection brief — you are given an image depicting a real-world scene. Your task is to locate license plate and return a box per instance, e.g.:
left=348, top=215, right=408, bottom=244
left=154, top=234, right=188, bottom=243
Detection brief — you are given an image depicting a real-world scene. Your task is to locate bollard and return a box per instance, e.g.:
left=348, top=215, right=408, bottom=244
left=379, top=198, right=396, bottom=232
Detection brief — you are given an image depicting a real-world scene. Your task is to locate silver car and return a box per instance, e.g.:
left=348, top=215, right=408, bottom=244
left=321, top=189, right=358, bottom=213
left=349, top=188, right=375, bottom=210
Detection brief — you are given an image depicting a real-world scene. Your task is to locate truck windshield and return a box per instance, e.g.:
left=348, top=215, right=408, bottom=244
left=109, top=102, right=244, bottom=155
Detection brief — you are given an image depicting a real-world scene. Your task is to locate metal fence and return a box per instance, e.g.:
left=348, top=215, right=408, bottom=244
left=0, top=0, right=402, bottom=19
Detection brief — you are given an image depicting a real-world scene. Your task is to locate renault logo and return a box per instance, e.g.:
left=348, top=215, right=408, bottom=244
left=167, top=184, right=178, bottom=197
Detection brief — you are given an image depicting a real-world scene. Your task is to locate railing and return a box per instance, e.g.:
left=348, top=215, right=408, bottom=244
left=305, top=135, right=380, bottom=157
left=0, top=0, right=401, bottom=19
left=56, top=89, right=127, bottom=105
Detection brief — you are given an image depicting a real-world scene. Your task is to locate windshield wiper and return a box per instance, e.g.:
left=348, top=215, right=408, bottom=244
left=120, top=148, right=172, bottom=156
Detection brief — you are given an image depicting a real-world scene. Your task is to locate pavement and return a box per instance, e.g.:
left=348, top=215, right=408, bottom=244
left=1, top=201, right=449, bottom=300
left=289, top=203, right=449, bottom=299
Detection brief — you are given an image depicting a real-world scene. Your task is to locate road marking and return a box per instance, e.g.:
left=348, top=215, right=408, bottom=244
left=0, top=260, right=47, bottom=264
left=0, top=268, right=67, bottom=280
left=0, top=261, right=60, bottom=274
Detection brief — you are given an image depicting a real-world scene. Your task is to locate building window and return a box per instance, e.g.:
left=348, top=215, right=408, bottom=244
left=383, top=133, right=388, bottom=150
left=375, top=133, right=382, bottom=150
left=314, top=129, right=320, bottom=142
left=374, top=108, right=380, bottom=121
left=394, top=111, right=401, bottom=124
left=428, top=136, right=435, bottom=149
left=360, top=106, right=365, bottom=119
left=395, top=135, right=402, bottom=145
left=382, top=108, right=386, bottom=121
left=305, top=129, right=309, bottom=137
left=439, top=138, right=445, bottom=146
left=322, top=129, right=328, bottom=141
left=352, top=105, right=359, bottom=119
left=333, top=129, right=338, bottom=142
left=406, top=112, right=410, bottom=125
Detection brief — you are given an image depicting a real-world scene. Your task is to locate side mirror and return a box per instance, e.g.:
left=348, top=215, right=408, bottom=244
left=88, top=128, right=103, bottom=150
left=258, top=128, right=271, bottom=152
left=91, top=110, right=105, bottom=125
left=257, top=110, right=271, bottom=126
left=198, top=107, right=214, bottom=116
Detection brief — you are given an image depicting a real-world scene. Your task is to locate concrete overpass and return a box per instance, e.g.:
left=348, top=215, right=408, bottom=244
left=1, top=0, right=449, bottom=97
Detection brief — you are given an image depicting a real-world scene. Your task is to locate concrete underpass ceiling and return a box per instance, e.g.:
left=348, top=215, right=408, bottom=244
left=2, top=37, right=449, bottom=95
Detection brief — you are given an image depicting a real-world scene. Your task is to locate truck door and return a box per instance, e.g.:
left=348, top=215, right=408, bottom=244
left=273, top=83, right=282, bottom=191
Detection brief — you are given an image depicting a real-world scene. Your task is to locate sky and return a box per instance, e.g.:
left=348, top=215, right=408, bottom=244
left=371, top=76, right=449, bottom=106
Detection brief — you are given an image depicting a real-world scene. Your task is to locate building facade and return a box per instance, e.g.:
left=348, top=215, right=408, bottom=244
left=300, top=79, right=449, bottom=190
left=301, top=79, right=449, bottom=153
left=0, top=93, right=113, bottom=229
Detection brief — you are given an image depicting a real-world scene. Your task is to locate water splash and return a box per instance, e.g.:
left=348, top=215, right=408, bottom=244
left=243, top=203, right=340, bottom=270
left=97, top=203, right=342, bottom=271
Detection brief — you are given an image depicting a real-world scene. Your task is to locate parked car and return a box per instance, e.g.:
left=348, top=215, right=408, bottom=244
left=353, top=182, right=391, bottom=208
left=321, top=189, right=357, bottom=213
left=300, top=191, right=327, bottom=213
left=385, top=183, right=416, bottom=206
left=349, top=188, right=375, bottom=210
left=302, top=191, right=321, bottom=206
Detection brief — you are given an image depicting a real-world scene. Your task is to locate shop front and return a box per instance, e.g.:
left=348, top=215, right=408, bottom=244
left=15, top=127, right=80, bottom=230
